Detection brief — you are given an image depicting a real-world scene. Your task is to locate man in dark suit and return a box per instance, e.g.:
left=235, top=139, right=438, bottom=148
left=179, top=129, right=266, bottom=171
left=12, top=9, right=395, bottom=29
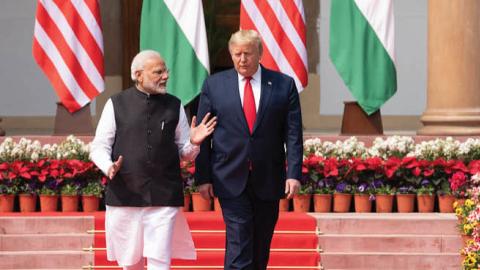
left=195, top=30, right=303, bottom=270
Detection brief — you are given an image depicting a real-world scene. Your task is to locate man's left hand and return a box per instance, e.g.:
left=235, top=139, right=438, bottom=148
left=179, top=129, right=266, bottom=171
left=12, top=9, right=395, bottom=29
left=285, top=179, right=301, bottom=199
left=190, top=113, right=217, bottom=145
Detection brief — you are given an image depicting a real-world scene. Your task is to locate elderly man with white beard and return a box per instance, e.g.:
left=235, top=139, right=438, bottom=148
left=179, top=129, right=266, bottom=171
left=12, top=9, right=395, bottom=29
left=90, top=50, right=216, bottom=270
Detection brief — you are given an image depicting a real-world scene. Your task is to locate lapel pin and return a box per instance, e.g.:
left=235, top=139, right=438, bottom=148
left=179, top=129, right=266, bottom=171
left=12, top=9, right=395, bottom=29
left=267, top=81, right=272, bottom=85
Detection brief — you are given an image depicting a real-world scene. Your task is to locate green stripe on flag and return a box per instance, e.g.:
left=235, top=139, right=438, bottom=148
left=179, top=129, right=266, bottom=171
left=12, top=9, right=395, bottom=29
left=330, top=0, right=397, bottom=115
left=140, top=0, right=208, bottom=105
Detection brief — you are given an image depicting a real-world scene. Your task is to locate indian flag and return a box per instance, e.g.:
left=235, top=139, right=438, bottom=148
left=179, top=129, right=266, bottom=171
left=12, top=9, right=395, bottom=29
left=140, top=0, right=209, bottom=105
left=330, top=0, right=397, bottom=115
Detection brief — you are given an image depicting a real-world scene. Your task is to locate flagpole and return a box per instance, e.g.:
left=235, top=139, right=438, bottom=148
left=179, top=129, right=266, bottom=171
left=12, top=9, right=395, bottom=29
left=0, top=117, right=5, bottom=136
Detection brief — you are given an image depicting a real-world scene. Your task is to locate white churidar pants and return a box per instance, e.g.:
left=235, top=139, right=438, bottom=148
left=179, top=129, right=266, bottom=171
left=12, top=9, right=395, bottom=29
left=105, top=206, right=196, bottom=269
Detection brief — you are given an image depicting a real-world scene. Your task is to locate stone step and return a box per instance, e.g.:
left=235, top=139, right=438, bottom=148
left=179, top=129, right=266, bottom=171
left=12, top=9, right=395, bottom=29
left=0, top=251, right=92, bottom=269
left=318, top=234, right=462, bottom=253
left=320, top=252, right=460, bottom=270
left=311, top=213, right=458, bottom=235
left=0, top=233, right=93, bottom=251
left=0, top=216, right=93, bottom=234
left=92, top=232, right=319, bottom=249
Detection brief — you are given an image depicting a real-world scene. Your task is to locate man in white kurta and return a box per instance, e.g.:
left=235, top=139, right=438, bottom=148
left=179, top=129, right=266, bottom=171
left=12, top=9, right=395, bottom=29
left=90, top=50, right=216, bottom=270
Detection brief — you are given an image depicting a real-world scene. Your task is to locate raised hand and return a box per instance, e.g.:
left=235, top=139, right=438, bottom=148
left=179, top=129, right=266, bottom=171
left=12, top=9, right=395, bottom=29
left=108, top=155, right=123, bottom=180
left=190, top=112, right=217, bottom=145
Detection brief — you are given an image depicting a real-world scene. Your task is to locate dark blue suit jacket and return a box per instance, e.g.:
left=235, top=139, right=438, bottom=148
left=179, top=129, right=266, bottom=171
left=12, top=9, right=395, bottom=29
left=195, top=67, right=303, bottom=201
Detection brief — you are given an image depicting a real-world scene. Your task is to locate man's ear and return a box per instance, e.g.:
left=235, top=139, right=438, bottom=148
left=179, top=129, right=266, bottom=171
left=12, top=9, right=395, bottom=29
left=135, top=70, right=142, bottom=83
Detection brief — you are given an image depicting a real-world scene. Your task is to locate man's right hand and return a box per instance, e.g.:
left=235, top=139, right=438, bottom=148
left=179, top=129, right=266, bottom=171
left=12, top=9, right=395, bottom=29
left=108, top=156, right=123, bottom=180
left=198, top=183, right=214, bottom=200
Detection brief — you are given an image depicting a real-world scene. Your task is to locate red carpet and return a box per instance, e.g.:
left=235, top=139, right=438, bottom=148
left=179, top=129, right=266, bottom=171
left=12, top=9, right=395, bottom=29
left=93, top=211, right=320, bottom=269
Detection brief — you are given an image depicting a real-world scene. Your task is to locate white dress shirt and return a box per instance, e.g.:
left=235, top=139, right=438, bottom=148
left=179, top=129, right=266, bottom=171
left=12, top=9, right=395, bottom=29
left=237, top=66, right=262, bottom=112
left=90, top=98, right=199, bottom=176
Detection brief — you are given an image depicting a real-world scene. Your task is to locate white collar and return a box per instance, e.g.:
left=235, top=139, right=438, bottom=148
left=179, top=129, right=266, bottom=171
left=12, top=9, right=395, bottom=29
left=238, top=65, right=262, bottom=82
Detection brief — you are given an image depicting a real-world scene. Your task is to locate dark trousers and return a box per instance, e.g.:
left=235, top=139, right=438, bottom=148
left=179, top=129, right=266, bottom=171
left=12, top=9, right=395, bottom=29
left=219, top=180, right=279, bottom=270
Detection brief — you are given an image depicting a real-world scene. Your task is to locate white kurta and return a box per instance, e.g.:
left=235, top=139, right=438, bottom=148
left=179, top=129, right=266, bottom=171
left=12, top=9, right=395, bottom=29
left=90, top=97, right=199, bottom=265
left=106, top=206, right=196, bottom=265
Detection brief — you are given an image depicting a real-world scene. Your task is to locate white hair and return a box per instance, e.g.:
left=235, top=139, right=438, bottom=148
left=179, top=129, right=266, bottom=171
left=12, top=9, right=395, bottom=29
left=130, top=50, right=163, bottom=82
left=228, top=29, right=263, bottom=55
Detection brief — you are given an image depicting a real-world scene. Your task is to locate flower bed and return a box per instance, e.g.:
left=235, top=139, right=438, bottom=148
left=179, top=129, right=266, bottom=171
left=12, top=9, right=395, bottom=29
left=2, top=135, right=480, bottom=212
left=0, top=136, right=105, bottom=212
left=301, top=136, right=480, bottom=211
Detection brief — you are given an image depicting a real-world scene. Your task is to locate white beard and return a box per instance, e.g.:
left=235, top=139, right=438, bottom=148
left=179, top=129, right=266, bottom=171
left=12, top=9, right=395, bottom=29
left=143, top=81, right=167, bottom=94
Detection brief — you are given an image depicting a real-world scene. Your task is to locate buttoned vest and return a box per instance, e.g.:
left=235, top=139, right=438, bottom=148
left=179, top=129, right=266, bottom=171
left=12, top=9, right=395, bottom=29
left=106, top=87, right=182, bottom=206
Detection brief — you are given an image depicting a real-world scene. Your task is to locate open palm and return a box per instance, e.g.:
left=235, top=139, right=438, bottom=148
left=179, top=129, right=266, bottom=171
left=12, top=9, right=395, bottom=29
left=190, top=113, right=217, bottom=145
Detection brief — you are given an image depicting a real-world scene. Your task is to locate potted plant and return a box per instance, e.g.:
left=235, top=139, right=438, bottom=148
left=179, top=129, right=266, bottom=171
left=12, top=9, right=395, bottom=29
left=38, top=179, right=59, bottom=212
left=353, top=182, right=374, bottom=213
left=190, top=181, right=211, bottom=212
left=293, top=175, right=313, bottom=213
left=0, top=179, right=18, bottom=212
left=416, top=179, right=435, bottom=212
left=312, top=177, right=334, bottom=213
left=437, top=178, right=455, bottom=213
left=181, top=161, right=195, bottom=212
left=17, top=179, right=38, bottom=212
left=372, top=180, right=395, bottom=213
left=60, top=182, right=80, bottom=212
left=182, top=177, right=194, bottom=212
left=396, top=185, right=416, bottom=213
left=454, top=198, right=476, bottom=241
left=333, top=181, right=352, bottom=213
left=81, top=180, right=104, bottom=212
left=279, top=195, right=290, bottom=212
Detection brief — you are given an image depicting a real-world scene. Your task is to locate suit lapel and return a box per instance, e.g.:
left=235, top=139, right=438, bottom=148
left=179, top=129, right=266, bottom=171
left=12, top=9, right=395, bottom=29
left=253, top=67, right=273, bottom=134
left=226, top=69, right=250, bottom=133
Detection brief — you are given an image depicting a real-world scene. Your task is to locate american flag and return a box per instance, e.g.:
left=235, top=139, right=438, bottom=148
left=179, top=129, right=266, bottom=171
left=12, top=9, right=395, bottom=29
left=240, top=0, right=308, bottom=92
left=33, top=0, right=104, bottom=113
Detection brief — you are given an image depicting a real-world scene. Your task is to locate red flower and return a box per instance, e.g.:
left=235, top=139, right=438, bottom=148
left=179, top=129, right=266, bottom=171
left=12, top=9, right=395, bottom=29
left=187, top=164, right=195, bottom=175
left=449, top=171, right=466, bottom=192
left=384, top=157, right=401, bottom=178
left=468, top=160, right=480, bottom=175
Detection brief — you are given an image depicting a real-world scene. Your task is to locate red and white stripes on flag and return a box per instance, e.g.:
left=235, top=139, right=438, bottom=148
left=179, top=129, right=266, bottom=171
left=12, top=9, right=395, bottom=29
left=33, top=0, right=104, bottom=113
left=240, top=0, right=308, bottom=92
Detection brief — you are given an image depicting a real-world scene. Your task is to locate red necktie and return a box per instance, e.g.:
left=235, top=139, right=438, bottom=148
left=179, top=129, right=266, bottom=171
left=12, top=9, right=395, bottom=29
left=243, top=77, right=256, bottom=134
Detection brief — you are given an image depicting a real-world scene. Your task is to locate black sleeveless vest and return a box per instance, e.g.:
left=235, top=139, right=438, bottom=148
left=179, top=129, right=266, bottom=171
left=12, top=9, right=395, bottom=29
left=106, top=87, right=183, bottom=206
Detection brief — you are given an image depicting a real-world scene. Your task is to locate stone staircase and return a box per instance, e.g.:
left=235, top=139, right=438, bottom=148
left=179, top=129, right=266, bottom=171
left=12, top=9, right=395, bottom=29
left=0, top=213, right=464, bottom=269
left=312, top=213, right=462, bottom=270
left=0, top=215, right=94, bottom=270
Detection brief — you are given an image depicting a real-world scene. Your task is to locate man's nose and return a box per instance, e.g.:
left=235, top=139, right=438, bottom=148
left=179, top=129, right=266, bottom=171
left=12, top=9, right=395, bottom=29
left=240, top=54, right=246, bottom=62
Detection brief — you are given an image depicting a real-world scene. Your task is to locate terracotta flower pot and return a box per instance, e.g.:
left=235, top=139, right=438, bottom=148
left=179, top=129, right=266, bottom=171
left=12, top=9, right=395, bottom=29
left=214, top=197, right=222, bottom=213
left=313, top=194, right=332, bottom=212
left=438, top=194, right=455, bottom=213
left=354, top=194, right=372, bottom=213
left=191, top=192, right=211, bottom=211
left=293, top=194, right=312, bottom=212
left=39, top=195, right=58, bottom=212
left=396, top=194, right=415, bottom=213
left=417, top=194, right=435, bottom=213
left=279, top=198, right=290, bottom=212
left=19, top=194, right=37, bottom=212
left=61, top=195, right=79, bottom=212
left=375, top=194, right=394, bottom=213
left=183, top=194, right=191, bottom=212
left=82, top=195, right=99, bottom=212
left=333, top=193, right=352, bottom=213
left=0, top=194, right=15, bottom=212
